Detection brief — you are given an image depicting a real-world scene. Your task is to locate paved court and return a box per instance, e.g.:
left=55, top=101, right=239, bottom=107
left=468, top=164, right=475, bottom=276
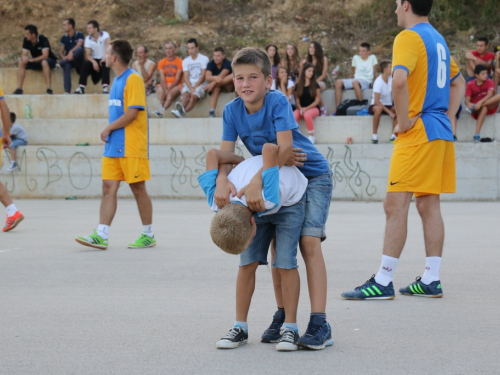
left=0, top=199, right=499, bottom=375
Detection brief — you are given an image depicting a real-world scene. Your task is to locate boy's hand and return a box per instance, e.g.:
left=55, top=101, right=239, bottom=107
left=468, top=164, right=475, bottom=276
left=2, top=134, right=11, bottom=148
left=285, top=148, right=307, bottom=167
left=393, top=114, right=421, bottom=136
left=237, top=182, right=265, bottom=212
left=101, top=127, right=111, bottom=142
left=214, top=177, right=237, bottom=209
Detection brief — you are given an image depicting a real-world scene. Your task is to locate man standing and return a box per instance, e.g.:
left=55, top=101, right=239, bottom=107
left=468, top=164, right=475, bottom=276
left=204, top=47, right=234, bottom=117
left=341, top=0, right=465, bottom=300
left=75, top=40, right=155, bottom=250
left=14, top=25, right=57, bottom=95
left=465, top=37, right=495, bottom=81
left=75, top=20, right=111, bottom=94
left=171, top=38, right=209, bottom=118
left=59, top=18, right=85, bottom=94
left=0, top=84, right=24, bottom=231
left=131, top=46, right=156, bottom=96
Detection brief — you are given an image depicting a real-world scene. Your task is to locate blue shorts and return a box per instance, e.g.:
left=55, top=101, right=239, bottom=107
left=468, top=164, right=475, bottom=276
left=239, top=193, right=306, bottom=269
left=9, top=139, right=27, bottom=149
left=300, top=170, right=333, bottom=241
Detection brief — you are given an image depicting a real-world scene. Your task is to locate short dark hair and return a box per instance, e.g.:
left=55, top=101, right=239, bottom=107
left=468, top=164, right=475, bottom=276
left=401, top=0, right=433, bottom=17
left=214, top=46, right=225, bottom=54
left=65, top=18, right=76, bottom=29
left=10, top=112, right=16, bottom=123
left=138, top=45, right=148, bottom=53
left=24, top=25, right=38, bottom=36
left=474, top=64, right=488, bottom=75
left=187, top=38, right=198, bottom=47
left=360, top=42, right=371, bottom=50
left=111, top=40, right=133, bottom=65
left=87, top=20, right=100, bottom=31
left=380, top=60, right=391, bottom=71
left=477, top=37, right=489, bottom=45
left=232, top=47, right=272, bottom=78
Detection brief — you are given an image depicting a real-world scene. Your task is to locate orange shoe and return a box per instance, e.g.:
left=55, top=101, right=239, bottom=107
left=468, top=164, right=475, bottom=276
left=3, top=211, right=24, bottom=232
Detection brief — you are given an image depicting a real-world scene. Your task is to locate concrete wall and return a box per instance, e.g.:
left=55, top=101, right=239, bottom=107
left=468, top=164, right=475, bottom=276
left=2, top=144, right=499, bottom=201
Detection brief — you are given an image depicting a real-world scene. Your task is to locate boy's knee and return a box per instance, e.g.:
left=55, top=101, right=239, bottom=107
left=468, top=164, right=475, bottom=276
left=335, top=79, right=343, bottom=88
left=352, top=80, right=360, bottom=88
left=240, top=262, right=259, bottom=273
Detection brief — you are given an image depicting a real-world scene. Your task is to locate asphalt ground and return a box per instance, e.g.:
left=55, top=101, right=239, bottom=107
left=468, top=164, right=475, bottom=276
left=0, top=199, right=498, bottom=375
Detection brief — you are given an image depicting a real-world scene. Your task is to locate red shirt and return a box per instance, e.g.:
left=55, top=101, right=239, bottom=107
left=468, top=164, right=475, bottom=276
left=471, top=50, right=495, bottom=74
left=465, top=78, right=495, bottom=104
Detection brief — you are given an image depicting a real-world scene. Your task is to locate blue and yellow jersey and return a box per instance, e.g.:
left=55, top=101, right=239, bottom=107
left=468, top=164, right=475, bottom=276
left=104, top=69, right=148, bottom=158
left=392, top=23, right=461, bottom=148
left=0, top=83, right=4, bottom=137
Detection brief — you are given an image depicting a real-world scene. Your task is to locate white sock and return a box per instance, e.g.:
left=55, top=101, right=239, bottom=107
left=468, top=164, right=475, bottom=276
left=234, top=321, right=248, bottom=332
left=372, top=134, right=378, bottom=140
left=142, top=224, right=154, bottom=237
left=391, top=134, right=396, bottom=138
left=97, top=224, right=110, bottom=240
left=6, top=204, right=17, bottom=217
left=420, top=257, right=442, bottom=285
left=284, top=322, right=299, bottom=332
left=375, top=255, right=399, bottom=286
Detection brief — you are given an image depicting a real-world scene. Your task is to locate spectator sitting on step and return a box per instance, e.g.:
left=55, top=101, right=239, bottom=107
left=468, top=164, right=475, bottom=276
left=465, top=64, right=500, bottom=143
left=14, top=25, right=57, bottom=95
left=265, top=44, right=281, bottom=80
left=151, top=41, right=183, bottom=118
left=74, top=20, right=111, bottom=94
left=132, top=45, right=156, bottom=96
left=465, top=37, right=495, bottom=82
left=494, top=48, right=500, bottom=94
left=271, top=66, right=295, bottom=110
left=303, top=41, right=328, bottom=92
left=294, top=63, right=321, bottom=144
left=172, top=38, right=209, bottom=118
left=6, top=112, right=28, bottom=172
left=335, top=42, right=378, bottom=111
left=369, top=61, right=397, bottom=144
left=284, top=43, right=301, bottom=82
left=204, top=47, right=234, bottom=118
left=59, top=18, right=85, bottom=94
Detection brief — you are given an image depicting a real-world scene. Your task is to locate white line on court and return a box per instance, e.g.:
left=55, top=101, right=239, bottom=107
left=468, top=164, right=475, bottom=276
left=0, top=248, right=22, bottom=253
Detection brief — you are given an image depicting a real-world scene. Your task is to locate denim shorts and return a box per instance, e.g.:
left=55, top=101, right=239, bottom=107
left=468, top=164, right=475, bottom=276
left=239, top=192, right=306, bottom=269
left=301, top=170, right=333, bottom=241
left=9, top=139, right=28, bottom=149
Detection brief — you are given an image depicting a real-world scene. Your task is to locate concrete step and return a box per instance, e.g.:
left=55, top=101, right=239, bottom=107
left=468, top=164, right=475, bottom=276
left=16, top=114, right=500, bottom=146
left=1, top=143, right=499, bottom=201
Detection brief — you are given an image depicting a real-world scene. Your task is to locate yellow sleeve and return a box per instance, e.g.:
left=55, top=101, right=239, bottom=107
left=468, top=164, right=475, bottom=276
left=392, top=30, right=419, bottom=76
left=450, top=57, right=461, bottom=81
left=124, top=73, right=146, bottom=111
left=0, top=84, right=4, bottom=98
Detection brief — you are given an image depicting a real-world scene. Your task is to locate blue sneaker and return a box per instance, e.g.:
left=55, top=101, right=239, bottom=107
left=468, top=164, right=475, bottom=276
left=297, top=315, right=334, bottom=350
left=474, top=134, right=480, bottom=143
left=399, top=277, right=443, bottom=298
left=261, top=309, right=285, bottom=343
left=341, top=274, right=395, bottom=300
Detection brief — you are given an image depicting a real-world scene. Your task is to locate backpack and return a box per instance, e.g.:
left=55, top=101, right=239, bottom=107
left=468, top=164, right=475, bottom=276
left=336, top=99, right=367, bottom=116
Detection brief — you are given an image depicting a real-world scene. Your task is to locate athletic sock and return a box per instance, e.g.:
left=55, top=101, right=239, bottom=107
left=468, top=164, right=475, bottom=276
left=97, top=224, right=110, bottom=240
left=234, top=321, right=248, bottom=332
left=6, top=204, right=17, bottom=217
left=310, top=312, right=327, bottom=324
left=372, top=134, right=378, bottom=140
left=142, top=224, right=154, bottom=238
left=420, top=256, right=442, bottom=285
left=375, top=255, right=399, bottom=286
left=283, top=322, right=299, bottom=332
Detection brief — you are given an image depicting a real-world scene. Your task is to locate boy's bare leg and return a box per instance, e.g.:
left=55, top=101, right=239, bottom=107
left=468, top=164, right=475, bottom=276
left=415, top=194, right=444, bottom=258
left=235, top=262, right=259, bottom=321
left=278, top=268, right=300, bottom=323
left=41, top=60, right=52, bottom=90
left=181, top=92, right=190, bottom=109
left=475, top=107, right=488, bottom=135
left=129, top=181, right=153, bottom=225
left=210, top=86, right=221, bottom=111
left=185, top=95, right=199, bottom=113
left=156, top=86, right=166, bottom=107
left=335, top=79, right=343, bottom=107
left=99, top=180, right=120, bottom=225
left=10, top=147, right=16, bottom=162
left=352, top=80, right=363, bottom=101
left=270, top=242, right=285, bottom=308
left=300, top=236, right=327, bottom=313
left=382, top=192, right=413, bottom=258
left=164, top=86, right=181, bottom=110
left=372, top=105, right=383, bottom=135
left=0, top=182, right=14, bottom=207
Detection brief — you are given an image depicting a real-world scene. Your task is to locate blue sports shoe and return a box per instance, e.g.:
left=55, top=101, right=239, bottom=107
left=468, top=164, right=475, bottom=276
left=399, top=277, right=443, bottom=298
left=297, top=315, right=334, bottom=350
left=341, top=274, right=395, bottom=300
left=261, top=309, right=285, bottom=343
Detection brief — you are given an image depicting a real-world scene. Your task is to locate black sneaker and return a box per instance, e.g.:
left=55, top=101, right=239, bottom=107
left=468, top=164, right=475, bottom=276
left=13, top=88, right=23, bottom=95
left=216, top=326, right=248, bottom=349
left=209, top=110, right=216, bottom=118
left=276, top=328, right=299, bottom=351
left=46, top=88, right=53, bottom=95
left=261, top=309, right=285, bottom=343
left=74, top=87, right=85, bottom=94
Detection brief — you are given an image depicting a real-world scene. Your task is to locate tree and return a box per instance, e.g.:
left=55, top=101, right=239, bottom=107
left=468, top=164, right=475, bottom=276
left=175, top=0, right=188, bottom=21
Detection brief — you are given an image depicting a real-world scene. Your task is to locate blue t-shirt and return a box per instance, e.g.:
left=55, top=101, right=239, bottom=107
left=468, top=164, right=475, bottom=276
left=222, top=90, right=329, bottom=177
left=60, top=31, right=85, bottom=55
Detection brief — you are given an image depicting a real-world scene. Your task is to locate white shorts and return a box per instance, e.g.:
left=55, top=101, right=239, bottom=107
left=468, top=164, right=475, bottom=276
left=182, top=82, right=207, bottom=99
left=343, top=78, right=370, bottom=90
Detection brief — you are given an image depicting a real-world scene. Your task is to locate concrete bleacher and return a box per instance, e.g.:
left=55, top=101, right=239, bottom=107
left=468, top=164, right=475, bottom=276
left=1, top=69, right=500, bottom=201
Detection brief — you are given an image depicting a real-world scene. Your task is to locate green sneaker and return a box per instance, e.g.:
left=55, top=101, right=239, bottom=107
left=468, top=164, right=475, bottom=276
left=128, top=234, right=156, bottom=249
left=75, top=230, right=108, bottom=250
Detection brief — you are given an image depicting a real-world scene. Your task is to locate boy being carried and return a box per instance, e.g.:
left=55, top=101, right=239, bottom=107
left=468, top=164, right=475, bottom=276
left=198, top=143, right=308, bottom=351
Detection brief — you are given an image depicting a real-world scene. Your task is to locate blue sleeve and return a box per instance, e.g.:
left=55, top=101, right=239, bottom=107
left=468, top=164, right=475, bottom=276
left=271, top=93, right=298, bottom=132
left=262, top=166, right=280, bottom=208
left=222, top=104, right=238, bottom=141
left=224, top=59, right=232, bottom=73
left=77, top=32, right=85, bottom=41
left=197, top=169, right=218, bottom=208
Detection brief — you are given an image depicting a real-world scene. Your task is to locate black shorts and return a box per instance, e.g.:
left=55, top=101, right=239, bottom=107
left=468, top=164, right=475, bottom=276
left=368, top=104, right=394, bottom=115
left=26, top=57, right=56, bottom=71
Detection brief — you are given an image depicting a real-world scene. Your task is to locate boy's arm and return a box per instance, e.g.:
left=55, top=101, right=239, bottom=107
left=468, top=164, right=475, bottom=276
left=214, top=140, right=237, bottom=209
left=448, top=74, right=465, bottom=123
left=101, top=109, right=139, bottom=142
left=206, top=148, right=244, bottom=171
left=0, top=99, right=11, bottom=148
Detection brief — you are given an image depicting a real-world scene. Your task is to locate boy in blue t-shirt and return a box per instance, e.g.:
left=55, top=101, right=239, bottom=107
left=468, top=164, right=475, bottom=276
left=215, top=47, right=334, bottom=350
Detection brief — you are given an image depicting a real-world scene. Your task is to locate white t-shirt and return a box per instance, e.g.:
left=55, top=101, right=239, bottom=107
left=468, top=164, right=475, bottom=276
left=182, top=53, right=209, bottom=85
left=132, top=59, right=155, bottom=80
left=352, top=54, right=378, bottom=84
left=84, top=31, right=110, bottom=59
left=370, top=75, right=393, bottom=106
left=271, top=80, right=295, bottom=105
